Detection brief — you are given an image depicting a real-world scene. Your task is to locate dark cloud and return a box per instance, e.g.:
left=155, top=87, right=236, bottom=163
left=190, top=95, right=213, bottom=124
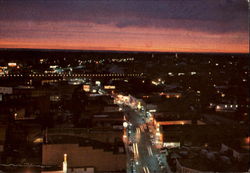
left=0, top=0, right=248, bottom=34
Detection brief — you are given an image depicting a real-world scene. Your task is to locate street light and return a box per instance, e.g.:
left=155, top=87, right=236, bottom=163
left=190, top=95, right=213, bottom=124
left=123, top=122, right=128, bottom=128
left=63, top=154, right=67, bottom=173
left=157, top=127, right=160, bottom=132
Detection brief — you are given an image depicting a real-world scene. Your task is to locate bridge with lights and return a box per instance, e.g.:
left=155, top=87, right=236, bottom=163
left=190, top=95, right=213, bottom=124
left=0, top=73, right=144, bottom=79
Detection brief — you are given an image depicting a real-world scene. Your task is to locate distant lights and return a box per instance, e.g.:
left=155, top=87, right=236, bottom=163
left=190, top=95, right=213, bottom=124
left=178, top=73, right=185, bottom=76
left=151, top=81, right=158, bottom=85
left=168, top=72, right=174, bottom=76
left=8, top=62, right=17, bottom=67
left=216, top=105, right=221, bottom=110
left=3, top=72, right=141, bottom=79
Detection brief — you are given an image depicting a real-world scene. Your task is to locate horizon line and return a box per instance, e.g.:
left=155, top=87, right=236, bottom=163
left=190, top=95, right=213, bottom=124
left=0, top=47, right=248, bottom=55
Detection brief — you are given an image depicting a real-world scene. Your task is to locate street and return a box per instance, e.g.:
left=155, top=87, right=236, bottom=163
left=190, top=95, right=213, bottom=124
left=123, top=105, right=170, bottom=173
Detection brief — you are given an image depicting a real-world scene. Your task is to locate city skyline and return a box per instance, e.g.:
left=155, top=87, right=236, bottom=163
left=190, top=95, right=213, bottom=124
left=0, top=0, right=249, bottom=53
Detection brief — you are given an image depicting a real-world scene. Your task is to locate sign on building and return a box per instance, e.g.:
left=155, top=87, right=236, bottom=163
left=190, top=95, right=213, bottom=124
left=104, top=85, right=116, bottom=89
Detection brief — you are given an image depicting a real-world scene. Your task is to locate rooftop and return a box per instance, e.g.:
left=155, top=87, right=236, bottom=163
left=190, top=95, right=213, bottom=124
left=169, top=146, right=250, bottom=172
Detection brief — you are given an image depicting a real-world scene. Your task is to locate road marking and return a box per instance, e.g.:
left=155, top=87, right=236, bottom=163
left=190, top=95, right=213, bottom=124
left=143, top=166, right=150, bottom=173
left=133, top=143, right=136, bottom=155
left=135, top=143, right=139, bottom=157
left=138, top=128, right=141, bottom=134
left=140, top=125, right=145, bottom=132
left=133, top=143, right=139, bottom=158
left=136, top=128, right=141, bottom=141
left=149, top=146, right=153, bottom=156
left=147, top=146, right=153, bottom=156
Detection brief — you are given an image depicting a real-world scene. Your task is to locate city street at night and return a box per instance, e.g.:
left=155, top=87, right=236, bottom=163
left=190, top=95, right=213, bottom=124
left=0, top=1, right=249, bottom=172
left=121, top=104, right=170, bottom=173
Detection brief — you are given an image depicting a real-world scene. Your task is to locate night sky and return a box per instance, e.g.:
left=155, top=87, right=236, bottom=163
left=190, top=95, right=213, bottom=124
left=0, top=0, right=249, bottom=53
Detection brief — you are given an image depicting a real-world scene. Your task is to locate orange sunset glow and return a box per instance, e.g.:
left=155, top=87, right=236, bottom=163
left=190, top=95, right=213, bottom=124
left=0, top=0, right=249, bottom=53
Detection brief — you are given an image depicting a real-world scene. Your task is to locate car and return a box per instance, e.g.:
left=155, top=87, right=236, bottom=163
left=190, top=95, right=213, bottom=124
left=132, top=167, right=136, bottom=173
left=135, top=160, right=139, bottom=165
left=129, top=161, right=136, bottom=173
left=159, top=161, right=164, bottom=166
left=160, top=165, right=166, bottom=169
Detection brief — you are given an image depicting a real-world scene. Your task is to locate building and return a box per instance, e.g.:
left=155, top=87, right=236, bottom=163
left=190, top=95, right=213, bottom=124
left=91, top=111, right=124, bottom=129
left=0, top=125, right=7, bottom=161
left=43, top=128, right=126, bottom=172
left=169, top=142, right=250, bottom=173
left=43, top=144, right=126, bottom=172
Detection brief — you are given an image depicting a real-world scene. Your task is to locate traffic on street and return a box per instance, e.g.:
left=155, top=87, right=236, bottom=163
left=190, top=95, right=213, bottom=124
left=116, top=95, right=171, bottom=173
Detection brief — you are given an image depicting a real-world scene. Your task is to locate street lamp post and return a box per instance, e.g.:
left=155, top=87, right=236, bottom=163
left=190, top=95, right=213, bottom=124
left=63, top=154, right=67, bottom=173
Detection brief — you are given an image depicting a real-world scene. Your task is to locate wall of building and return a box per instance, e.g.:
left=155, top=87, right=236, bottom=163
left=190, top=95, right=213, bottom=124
left=47, top=129, right=123, bottom=144
left=0, top=125, right=6, bottom=154
left=42, top=144, right=126, bottom=172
